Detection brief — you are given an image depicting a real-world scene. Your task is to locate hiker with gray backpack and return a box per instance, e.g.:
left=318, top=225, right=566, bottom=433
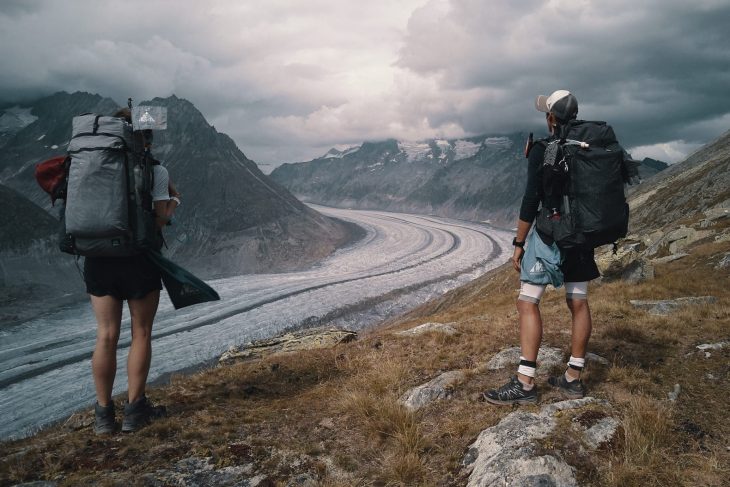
left=65, top=105, right=180, bottom=433
left=35, top=101, right=219, bottom=433
left=483, top=90, right=639, bottom=405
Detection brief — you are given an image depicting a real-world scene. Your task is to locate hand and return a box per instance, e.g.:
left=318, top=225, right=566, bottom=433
left=168, top=181, right=180, bottom=198
left=511, top=247, right=524, bottom=272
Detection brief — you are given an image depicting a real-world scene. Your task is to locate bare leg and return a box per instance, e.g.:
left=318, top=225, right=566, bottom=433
left=91, top=295, right=123, bottom=406
left=566, top=298, right=592, bottom=380
left=517, top=299, right=543, bottom=385
left=127, top=290, right=160, bottom=403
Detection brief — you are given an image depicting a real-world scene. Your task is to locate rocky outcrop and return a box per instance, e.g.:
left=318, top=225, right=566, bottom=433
left=219, top=328, right=357, bottom=365
left=462, top=398, right=618, bottom=487
left=394, top=322, right=458, bottom=336
left=598, top=205, right=729, bottom=283
left=400, top=370, right=466, bottom=411
left=644, top=226, right=713, bottom=257
left=716, top=252, right=730, bottom=269
left=628, top=129, right=730, bottom=232
left=597, top=242, right=655, bottom=284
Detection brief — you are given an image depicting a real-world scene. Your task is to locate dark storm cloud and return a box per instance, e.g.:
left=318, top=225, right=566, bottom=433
left=397, top=0, right=730, bottom=155
left=0, top=0, right=44, bottom=17
left=0, top=0, right=727, bottom=164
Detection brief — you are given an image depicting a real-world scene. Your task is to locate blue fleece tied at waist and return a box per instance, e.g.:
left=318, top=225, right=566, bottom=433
left=520, top=230, right=564, bottom=288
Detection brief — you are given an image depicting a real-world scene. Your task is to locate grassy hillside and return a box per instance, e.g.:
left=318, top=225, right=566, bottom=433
left=1, top=224, right=728, bottom=485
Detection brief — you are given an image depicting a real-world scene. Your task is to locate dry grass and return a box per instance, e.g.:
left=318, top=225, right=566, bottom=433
left=1, top=237, right=729, bottom=486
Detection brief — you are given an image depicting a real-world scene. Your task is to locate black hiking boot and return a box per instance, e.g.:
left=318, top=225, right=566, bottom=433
left=548, top=373, right=586, bottom=399
left=122, top=396, right=166, bottom=433
left=482, top=376, right=538, bottom=405
left=94, top=401, right=116, bottom=435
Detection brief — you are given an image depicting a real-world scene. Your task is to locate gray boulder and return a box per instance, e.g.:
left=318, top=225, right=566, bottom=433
left=400, top=370, right=466, bottom=411
left=645, top=226, right=712, bottom=257
left=462, top=398, right=615, bottom=487
left=596, top=244, right=654, bottom=284
left=219, top=327, right=357, bottom=365
left=715, top=252, right=730, bottom=269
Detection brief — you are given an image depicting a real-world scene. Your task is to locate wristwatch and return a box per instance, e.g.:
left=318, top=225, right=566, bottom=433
left=170, top=196, right=181, bottom=206
left=512, top=237, right=525, bottom=248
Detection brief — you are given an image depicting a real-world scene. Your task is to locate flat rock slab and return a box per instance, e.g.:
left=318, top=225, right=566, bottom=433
left=395, top=322, right=458, bottom=336
left=696, top=341, right=728, bottom=351
left=463, top=398, right=613, bottom=487
left=716, top=253, right=730, bottom=269
left=630, top=296, right=717, bottom=315
left=143, top=456, right=264, bottom=487
left=703, top=207, right=730, bottom=221
left=651, top=253, right=689, bottom=264
left=400, top=370, right=466, bottom=411
left=219, top=328, right=357, bottom=365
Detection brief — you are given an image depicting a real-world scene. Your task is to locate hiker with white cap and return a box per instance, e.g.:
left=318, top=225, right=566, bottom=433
left=483, top=89, right=637, bottom=405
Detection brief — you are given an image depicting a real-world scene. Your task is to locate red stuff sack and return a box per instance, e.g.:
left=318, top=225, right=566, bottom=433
left=35, top=155, right=70, bottom=205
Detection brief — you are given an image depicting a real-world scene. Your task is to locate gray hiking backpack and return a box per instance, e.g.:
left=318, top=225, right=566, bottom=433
left=60, top=113, right=160, bottom=256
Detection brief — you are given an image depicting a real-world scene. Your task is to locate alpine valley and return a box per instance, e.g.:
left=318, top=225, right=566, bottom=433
left=270, top=134, right=667, bottom=226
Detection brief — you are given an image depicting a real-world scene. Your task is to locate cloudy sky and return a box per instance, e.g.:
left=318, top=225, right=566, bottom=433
left=1, top=0, right=729, bottom=168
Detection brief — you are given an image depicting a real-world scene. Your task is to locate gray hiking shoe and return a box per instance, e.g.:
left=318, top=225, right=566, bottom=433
left=548, top=374, right=585, bottom=399
left=94, top=401, right=116, bottom=435
left=122, top=396, right=166, bottom=433
left=482, top=376, right=538, bottom=405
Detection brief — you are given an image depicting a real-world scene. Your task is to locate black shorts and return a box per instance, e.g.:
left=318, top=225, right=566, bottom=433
left=560, top=247, right=600, bottom=283
left=84, top=254, right=162, bottom=300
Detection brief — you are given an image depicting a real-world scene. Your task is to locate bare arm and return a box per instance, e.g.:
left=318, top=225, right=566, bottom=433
left=511, top=219, right=532, bottom=272
left=154, top=180, right=180, bottom=228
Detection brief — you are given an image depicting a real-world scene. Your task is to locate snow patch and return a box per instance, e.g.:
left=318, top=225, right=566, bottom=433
left=453, top=140, right=482, bottom=160
left=50, top=145, right=59, bottom=149
left=0, top=107, right=37, bottom=134
left=484, top=137, right=513, bottom=148
left=37, top=134, right=46, bottom=141
left=322, top=145, right=361, bottom=159
left=398, top=141, right=432, bottom=162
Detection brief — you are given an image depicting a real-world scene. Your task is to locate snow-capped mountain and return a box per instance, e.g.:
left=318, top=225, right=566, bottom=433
left=270, top=134, right=527, bottom=224
left=271, top=134, right=668, bottom=225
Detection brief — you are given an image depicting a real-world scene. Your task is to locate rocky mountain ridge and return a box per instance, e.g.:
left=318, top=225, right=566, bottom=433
left=0, top=92, right=357, bottom=324
left=271, top=134, right=528, bottom=225
left=271, top=133, right=668, bottom=226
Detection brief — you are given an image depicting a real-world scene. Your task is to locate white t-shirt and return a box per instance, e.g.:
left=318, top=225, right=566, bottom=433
left=152, top=165, right=170, bottom=202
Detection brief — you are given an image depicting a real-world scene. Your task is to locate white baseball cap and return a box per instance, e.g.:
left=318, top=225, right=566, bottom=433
left=535, top=90, right=579, bottom=121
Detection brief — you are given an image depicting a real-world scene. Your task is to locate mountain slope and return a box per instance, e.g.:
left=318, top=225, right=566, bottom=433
left=136, top=95, right=355, bottom=275
left=0, top=92, right=120, bottom=208
left=0, top=92, right=357, bottom=281
left=271, top=134, right=668, bottom=226
left=271, top=135, right=527, bottom=224
left=628, top=130, right=730, bottom=231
